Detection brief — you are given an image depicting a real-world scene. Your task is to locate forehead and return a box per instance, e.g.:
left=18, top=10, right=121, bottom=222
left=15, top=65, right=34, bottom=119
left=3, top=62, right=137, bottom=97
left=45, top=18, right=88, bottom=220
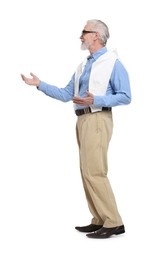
left=84, top=22, right=92, bottom=29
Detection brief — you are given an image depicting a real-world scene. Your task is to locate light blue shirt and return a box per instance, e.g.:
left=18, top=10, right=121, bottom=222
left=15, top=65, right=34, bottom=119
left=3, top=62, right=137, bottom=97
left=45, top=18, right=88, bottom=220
left=38, top=47, right=131, bottom=109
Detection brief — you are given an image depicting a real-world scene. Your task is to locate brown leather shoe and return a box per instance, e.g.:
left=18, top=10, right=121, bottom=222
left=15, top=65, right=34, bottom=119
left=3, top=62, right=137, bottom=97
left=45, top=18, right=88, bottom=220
left=86, top=225, right=125, bottom=238
left=75, top=224, right=103, bottom=233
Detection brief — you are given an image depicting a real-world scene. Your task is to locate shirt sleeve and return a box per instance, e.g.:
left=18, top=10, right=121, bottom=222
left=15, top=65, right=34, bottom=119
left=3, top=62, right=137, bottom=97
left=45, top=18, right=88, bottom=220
left=37, top=74, right=75, bottom=102
left=93, top=59, right=132, bottom=107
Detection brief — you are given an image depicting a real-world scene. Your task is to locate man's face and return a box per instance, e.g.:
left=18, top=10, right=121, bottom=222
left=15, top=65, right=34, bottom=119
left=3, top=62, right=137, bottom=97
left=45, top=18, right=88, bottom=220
left=80, top=24, right=96, bottom=50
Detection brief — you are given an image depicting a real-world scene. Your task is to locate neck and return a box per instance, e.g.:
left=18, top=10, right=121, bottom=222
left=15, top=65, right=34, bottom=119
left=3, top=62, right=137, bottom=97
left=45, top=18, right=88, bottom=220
left=89, top=44, right=105, bottom=54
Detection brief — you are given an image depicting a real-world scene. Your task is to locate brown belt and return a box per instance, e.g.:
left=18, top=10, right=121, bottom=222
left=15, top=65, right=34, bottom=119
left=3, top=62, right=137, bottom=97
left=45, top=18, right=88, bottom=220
left=75, top=107, right=112, bottom=116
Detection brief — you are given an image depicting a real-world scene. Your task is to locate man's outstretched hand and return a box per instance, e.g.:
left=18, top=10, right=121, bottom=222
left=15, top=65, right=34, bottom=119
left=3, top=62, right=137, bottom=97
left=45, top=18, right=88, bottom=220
left=21, top=72, right=40, bottom=87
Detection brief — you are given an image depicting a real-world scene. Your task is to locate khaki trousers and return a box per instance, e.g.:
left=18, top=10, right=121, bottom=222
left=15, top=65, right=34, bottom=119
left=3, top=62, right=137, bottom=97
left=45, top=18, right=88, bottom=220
left=76, top=111, right=123, bottom=227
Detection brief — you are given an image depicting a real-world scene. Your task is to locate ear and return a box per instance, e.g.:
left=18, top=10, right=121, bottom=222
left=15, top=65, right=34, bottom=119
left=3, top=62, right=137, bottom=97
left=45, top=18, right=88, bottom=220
left=95, top=31, right=99, bottom=38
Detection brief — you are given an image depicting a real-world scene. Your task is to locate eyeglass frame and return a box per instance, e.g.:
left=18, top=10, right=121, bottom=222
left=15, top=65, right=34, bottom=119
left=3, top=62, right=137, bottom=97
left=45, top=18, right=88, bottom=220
left=81, top=30, right=97, bottom=35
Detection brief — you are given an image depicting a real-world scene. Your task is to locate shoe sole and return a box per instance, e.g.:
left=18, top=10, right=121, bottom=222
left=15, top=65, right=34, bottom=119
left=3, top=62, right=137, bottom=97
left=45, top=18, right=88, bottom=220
left=87, top=229, right=125, bottom=239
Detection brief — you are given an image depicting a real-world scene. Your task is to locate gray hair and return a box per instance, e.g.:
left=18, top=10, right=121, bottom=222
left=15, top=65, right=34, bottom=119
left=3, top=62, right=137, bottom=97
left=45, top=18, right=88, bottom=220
left=87, top=19, right=110, bottom=45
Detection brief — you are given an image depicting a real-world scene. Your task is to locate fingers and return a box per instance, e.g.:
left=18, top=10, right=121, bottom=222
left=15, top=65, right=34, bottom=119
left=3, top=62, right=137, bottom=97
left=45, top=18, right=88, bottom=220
left=30, top=72, right=37, bottom=78
left=73, top=97, right=90, bottom=105
left=21, top=74, right=27, bottom=82
left=85, top=91, right=93, bottom=98
left=21, top=74, right=24, bottom=80
left=73, top=96, right=83, bottom=104
left=73, top=93, right=94, bottom=105
left=21, top=73, right=29, bottom=84
left=21, top=73, right=36, bottom=80
left=21, top=73, right=30, bottom=80
left=20, top=73, right=31, bottom=85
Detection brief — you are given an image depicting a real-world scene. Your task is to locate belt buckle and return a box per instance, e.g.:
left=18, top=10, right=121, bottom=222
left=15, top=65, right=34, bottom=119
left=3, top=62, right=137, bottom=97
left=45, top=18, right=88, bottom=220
left=84, top=107, right=91, bottom=114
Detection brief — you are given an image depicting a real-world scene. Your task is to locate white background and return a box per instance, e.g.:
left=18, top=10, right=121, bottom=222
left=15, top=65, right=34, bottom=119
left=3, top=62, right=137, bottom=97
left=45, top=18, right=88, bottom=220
left=0, top=0, right=156, bottom=259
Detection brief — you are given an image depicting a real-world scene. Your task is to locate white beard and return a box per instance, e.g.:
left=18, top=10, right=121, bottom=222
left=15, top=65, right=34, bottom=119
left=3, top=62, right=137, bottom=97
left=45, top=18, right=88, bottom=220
left=81, top=42, right=88, bottom=50
left=81, top=40, right=93, bottom=50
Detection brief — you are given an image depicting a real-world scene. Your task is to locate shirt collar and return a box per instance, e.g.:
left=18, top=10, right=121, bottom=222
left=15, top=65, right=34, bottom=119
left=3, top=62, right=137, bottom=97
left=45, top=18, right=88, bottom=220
left=91, top=47, right=107, bottom=61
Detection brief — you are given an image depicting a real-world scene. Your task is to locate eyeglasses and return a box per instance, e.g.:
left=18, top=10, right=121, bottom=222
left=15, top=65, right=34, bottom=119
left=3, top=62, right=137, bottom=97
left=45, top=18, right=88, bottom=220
left=81, top=30, right=97, bottom=35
